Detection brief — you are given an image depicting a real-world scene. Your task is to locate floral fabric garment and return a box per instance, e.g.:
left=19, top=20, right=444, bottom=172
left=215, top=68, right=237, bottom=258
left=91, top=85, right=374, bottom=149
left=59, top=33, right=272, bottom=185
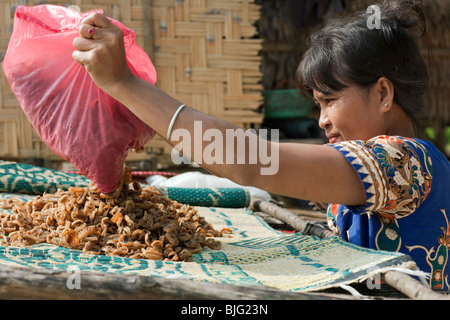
left=326, top=136, right=450, bottom=290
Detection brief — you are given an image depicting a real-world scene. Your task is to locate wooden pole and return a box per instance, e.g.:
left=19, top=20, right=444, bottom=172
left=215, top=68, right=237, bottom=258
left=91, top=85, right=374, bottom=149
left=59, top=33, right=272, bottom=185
left=0, top=263, right=355, bottom=300
left=382, top=270, right=450, bottom=300
left=251, top=200, right=335, bottom=239
left=251, top=200, right=450, bottom=300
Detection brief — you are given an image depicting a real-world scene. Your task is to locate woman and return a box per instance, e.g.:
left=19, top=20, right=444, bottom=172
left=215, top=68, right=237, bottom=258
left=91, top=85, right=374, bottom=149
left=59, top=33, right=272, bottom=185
left=73, top=1, right=449, bottom=290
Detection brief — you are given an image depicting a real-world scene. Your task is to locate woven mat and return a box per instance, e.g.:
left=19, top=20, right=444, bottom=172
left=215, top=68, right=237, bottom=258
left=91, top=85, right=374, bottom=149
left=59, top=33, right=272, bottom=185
left=0, top=161, right=250, bottom=208
left=0, top=161, right=417, bottom=292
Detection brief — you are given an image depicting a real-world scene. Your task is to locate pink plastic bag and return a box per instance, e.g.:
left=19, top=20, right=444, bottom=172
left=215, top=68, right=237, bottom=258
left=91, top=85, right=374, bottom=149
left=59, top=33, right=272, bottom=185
left=3, top=5, right=157, bottom=193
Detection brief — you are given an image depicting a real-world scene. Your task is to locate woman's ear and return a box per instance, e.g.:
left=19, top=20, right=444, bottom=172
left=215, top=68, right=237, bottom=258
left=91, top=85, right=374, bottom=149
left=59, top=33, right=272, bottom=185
left=373, top=77, right=395, bottom=112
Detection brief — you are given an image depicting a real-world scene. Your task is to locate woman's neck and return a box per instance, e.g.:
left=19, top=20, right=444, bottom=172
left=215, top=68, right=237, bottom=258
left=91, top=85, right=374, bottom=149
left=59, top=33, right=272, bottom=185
left=386, top=103, right=417, bottom=138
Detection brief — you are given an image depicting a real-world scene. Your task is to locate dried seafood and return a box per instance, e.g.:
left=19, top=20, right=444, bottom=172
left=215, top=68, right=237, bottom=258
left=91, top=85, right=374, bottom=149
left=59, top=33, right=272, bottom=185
left=0, top=168, right=226, bottom=261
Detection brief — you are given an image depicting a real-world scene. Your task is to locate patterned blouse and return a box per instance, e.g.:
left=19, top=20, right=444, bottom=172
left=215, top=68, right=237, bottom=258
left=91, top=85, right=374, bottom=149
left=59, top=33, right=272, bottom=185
left=322, top=136, right=450, bottom=290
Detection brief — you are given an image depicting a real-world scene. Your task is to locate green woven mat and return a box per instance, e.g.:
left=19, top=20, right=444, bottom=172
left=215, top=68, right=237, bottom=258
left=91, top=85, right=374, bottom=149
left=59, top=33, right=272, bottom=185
left=0, top=161, right=249, bottom=208
left=0, top=161, right=418, bottom=292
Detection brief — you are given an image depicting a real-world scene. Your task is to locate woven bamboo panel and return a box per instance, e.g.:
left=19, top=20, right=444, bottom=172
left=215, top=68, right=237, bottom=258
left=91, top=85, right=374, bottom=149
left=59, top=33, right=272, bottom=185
left=150, top=0, right=263, bottom=154
left=418, top=0, right=450, bottom=152
left=145, top=0, right=264, bottom=156
left=0, top=0, right=264, bottom=162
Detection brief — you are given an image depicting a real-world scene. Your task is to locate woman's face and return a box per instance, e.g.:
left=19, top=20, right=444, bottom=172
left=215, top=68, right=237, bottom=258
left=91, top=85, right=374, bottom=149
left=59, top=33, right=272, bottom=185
left=313, top=84, right=386, bottom=143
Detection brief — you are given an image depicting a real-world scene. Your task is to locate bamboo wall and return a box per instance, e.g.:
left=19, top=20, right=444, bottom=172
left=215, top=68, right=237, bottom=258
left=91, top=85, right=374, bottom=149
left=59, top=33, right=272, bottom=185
left=417, top=0, right=450, bottom=154
left=0, top=0, right=263, bottom=163
left=150, top=0, right=264, bottom=155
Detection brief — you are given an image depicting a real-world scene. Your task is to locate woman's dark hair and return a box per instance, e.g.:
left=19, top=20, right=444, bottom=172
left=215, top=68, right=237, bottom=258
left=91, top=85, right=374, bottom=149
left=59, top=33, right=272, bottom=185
left=296, top=0, right=429, bottom=121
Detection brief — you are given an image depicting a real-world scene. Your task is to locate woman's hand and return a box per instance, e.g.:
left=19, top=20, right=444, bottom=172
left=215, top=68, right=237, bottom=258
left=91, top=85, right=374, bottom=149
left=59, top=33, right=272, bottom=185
left=72, top=12, right=135, bottom=94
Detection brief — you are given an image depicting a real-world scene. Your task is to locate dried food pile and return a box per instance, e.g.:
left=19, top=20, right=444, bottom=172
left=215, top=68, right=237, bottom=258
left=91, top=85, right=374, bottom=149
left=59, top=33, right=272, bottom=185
left=0, top=169, right=228, bottom=261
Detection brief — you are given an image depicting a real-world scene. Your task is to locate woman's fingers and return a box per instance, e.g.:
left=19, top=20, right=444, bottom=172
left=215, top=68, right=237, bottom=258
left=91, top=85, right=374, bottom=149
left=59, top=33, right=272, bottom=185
left=73, top=36, right=95, bottom=51
left=72, top=33, right=96, bottom=67
left=73, top=13, right=116, bottom=66
left=79, top=24, right=100, bottom=40
left=78, top=13, right=114, bottom=40
left=81, top=12, right=112, bottom=30
left=72, top=49, right=91, bottom=67
left=72, top=11, right=133, bottom=91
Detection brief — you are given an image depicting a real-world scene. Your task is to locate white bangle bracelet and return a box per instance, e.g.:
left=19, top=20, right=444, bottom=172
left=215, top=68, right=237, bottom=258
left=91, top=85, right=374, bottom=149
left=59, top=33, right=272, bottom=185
left=166, top=104, right=186, bottom=142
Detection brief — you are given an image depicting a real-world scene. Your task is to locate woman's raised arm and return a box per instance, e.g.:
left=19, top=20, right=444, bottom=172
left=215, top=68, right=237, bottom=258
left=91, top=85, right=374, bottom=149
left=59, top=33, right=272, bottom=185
left=72, top=12, right=366, bottom=206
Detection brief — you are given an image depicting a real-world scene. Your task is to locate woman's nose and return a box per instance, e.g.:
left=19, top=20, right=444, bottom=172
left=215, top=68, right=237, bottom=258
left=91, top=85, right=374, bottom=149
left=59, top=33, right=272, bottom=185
left=318, top=108, right=331, bottom=130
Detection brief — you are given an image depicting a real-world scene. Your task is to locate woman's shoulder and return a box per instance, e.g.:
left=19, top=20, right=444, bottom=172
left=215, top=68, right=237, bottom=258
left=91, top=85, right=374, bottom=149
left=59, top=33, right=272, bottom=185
left=328, top=135, right=444, bottom=216
left=362, top=135, right=448, bottom=171
left=333, top=135, right=446, bottom=168
left=364, top=135, right=439, bottom=152
left=331, top=134, right=449, bottom=189
left=357, top=135, right=434, bottom=153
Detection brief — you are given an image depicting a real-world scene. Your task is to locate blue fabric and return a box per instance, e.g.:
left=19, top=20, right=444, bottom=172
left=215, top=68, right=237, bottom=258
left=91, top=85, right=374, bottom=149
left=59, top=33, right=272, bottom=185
left=327, top=136, right=450, bottom=290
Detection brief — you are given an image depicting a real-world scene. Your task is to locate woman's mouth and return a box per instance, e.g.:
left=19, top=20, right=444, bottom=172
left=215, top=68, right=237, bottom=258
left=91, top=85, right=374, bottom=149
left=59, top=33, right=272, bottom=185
left=327, top=134, right=341, bottom=144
